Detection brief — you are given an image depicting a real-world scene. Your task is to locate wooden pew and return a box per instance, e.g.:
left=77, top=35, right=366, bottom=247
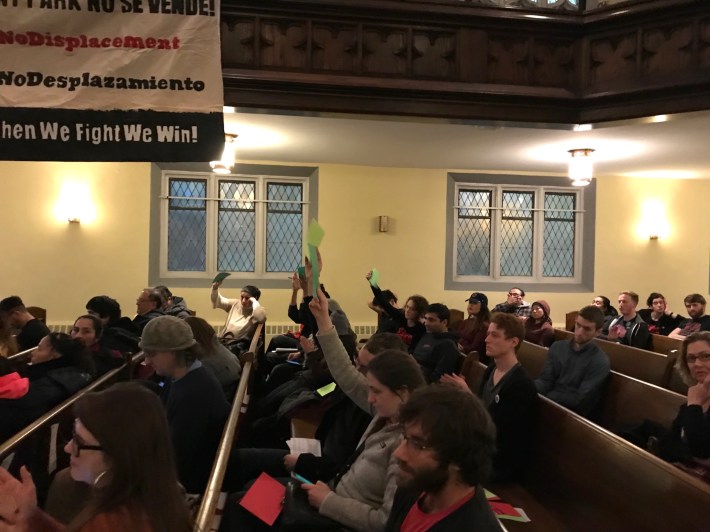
left=494, top=396, right=710, bottom=531
left=651, top=333, right=682, bottom=355
left=552, top=329, right=679, bottom=391
left=564, top=311, right=578, bottom=332
left=517, top=341, right=686, bottom=431
left=194, top=352, right=254, bottom=532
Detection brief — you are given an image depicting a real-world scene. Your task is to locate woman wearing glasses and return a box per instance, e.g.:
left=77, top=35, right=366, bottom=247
left=668, top=331, right=710, bottom=462
left=0, top=382, right=192, bottom=531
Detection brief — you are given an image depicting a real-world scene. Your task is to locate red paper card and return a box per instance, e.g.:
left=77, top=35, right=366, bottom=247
left=489, top=501, right=522, bottom=518
left=239, top=472, right=286, bottom=526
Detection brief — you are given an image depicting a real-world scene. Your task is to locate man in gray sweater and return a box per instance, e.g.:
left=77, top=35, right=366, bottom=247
left=535, top=305, right=610, bottom=417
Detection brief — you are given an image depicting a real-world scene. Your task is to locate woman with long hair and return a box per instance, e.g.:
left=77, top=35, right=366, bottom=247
left=455, top=292, right=492, bottom=364
left=0, top=382, right=192, bottom=531
left=70, top=315, right=123, bottom=376
left=27, top=333, right=94, bottom=381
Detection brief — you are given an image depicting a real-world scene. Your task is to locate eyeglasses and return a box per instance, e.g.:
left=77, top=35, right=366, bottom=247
left=687, top=354, right=710, bottom=364
left=69, top=428, right=103, bottom=457
left=401, top=431, right=432, bottom=452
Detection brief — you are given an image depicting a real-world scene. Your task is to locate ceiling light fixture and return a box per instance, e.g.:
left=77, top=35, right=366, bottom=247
left=568, top=148, right=594, bottom=186
left=210, top=133, right=237, bottom=175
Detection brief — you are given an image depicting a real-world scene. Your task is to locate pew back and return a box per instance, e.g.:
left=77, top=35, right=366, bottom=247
left=650, top=333, right=682, bottom=356
left=499, top=396, right=710, bottom=531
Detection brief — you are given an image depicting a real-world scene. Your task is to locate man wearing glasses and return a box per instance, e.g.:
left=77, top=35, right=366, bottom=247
left=491, top=287, right=531, bottom=319
left=385, top=386, right=500, bottom=532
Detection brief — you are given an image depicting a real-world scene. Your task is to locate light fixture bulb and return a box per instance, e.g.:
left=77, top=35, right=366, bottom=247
left=210, top=133, right=237, bottom=175
left=568, top=148, right=595, bottom=182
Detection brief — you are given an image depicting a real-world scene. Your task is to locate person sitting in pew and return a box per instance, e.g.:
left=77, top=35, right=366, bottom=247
left=453, top=292, right=490, bottom=365
left=70, top=315, right=123, bottom=376
left=592, top=295, right=618, bottom=318
left=599, top=291, right=652, bottom=350
left=369, top=288, right=399, bottom=334
left=524, top=300, right=555, bottom=347
left=0, top=382, right=193, bottom=531
left=132, top=288, right=166, bottom=335
left=140, top=316, right=230, bottom=494
left=442, top=312, right=538, bottom=482
left=0, top=295, right=50, bottom=351
left=535, top=305, right=610, bottom=417
left=385, top=386, right=500, bottom=532
left=211, top=281, right=267, bottom=356
left=669, top=294, right=710, bottom=339
left=492, top=286, right=531, bottom=318
left=155, top=285, right=193, bottom=319
left=413, top=304, right=461, bottom=383
left=184, top=316, right=241, bottom=401
left=637, top=292, right=685, bottom=336
left=85, top=295, right=140, bottom=355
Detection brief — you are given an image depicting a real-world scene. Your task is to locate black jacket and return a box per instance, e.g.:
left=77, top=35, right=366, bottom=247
left=412, top=332, right=461, bottom=383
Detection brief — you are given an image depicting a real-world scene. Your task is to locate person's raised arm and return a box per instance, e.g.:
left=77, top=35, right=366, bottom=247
left=210, top=280, right=235, bottom=311
left=366, top=271, right=402, bottom=323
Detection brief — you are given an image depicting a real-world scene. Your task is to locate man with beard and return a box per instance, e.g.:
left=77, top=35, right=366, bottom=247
left=385, top=386, right=500, bottom=531
left=669, top=294, right=710, bottom=339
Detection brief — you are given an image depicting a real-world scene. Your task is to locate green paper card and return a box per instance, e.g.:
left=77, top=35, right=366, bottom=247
left=297, top=266, right=306, bottom=278
left=308, top=244, right=319, bottom=296
left=307, top=219, right=325, bottom=247
left=369, top=267, right=380, bottom=287
left=316, top=382, right=337, bottom=397
left=212, top=272, right=231, bottom=284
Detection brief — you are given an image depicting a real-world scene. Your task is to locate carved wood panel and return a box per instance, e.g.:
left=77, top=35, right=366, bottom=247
left=589, top=32, right=637, bottom=86
left=412, top=31, right=457, bottom=79
left=260, top=20, right=308, bottom=70
left=221, top=18, right=256, bottom=67
left=642, top=23, right=693, bottom=76
left=487, top=35, right=530, bottom=85
left=312, top=23, right=358, bottom=73
left=532, top=38, right=574, bottom=87
left=362, top=27, right=408, bottom=76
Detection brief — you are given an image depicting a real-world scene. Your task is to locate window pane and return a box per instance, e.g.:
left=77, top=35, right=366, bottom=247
left=218, top=181, right=255, bottom=272
left=543, top=193, right=576, bottom=277
left=167, top=179, right=206, bottom=271
left=266, top=183, right=303, bottom=273
left=500, top=191, right=533, bottom=276
left=457, top=190, right=491, bottom=275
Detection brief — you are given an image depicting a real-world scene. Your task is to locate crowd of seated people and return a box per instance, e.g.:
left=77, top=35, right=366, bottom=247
left=2, top=272, right=709, bottom=532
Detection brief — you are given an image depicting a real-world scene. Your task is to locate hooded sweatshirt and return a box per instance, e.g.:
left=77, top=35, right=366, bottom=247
left=524, top=300, right=554, bottom=347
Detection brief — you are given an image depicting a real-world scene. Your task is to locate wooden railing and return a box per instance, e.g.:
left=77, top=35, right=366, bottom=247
left=7, top=346, right=37, bottom=362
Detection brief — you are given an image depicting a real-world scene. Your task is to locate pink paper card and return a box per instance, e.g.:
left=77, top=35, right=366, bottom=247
left=239, top=472, right=286, bottom=526
left=489, top=501, right=522, bottom=518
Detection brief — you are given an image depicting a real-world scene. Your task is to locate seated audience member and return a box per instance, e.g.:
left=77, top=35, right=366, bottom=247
left=667, top=332, right=710, bottom=462
left=211, top=281, right=266, bottom=355
left=592, top=295, right=619, bottom=318
left=71, top=315, right=123, bottom=376
left=491, top=287, right=531, bottom=318
left=0, top=382, right=192, bottom=531
left=413, top=304, right=461, bottom=383
left=221, top=333, right=406, bottom=496
left=385, top=386, right=500, bottom=532
left=0, top=314, right=18, bottom=358
left=185, top=315, right=241, bottom=400
left=85, top=295, right=140, bottom=354
left=140, top=316, right=230, bottom=494
left=132, top=288, right=165, bottom=334
left=443, top=313, right=537, bottom=482
left=369, top=289, right=399, bottom=334
left=669, top=294, right=710, bottom=339
left=524, top=300, right=555, bottom=347
left=1, top=334, right=94, bottom=441
left=535, top=305, right=610, bottom=417
left=638, top=292, right=685, bottom=336
left=599, top=291, right=652, bottom=350
left=0, top=296, right=49, bottom=351
left=366, top=270, right=428, bottom=352
left=454, top=292, right=490, bottom=364
left=155, top=285, right=193, bottom=319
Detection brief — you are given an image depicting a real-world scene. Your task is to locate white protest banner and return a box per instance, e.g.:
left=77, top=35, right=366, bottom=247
left=0, top=0, right=224, bottom=161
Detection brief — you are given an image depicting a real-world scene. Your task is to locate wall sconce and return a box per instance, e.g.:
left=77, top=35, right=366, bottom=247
left=637, top=199, right=670, bottom=241
left=210, top=133, right=237, bottom=175
left=54, top=181, right=96, bottom=225
left=378, top=216, right=389, bottom=233
left=568, top=148, right=594, bottom=186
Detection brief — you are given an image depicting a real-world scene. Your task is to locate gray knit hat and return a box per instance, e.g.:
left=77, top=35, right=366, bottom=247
left=139, top=316, right=196, bottom=351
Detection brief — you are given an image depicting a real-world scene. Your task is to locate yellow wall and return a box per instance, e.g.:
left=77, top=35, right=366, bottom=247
left=0, top=161, right=707, bottom=329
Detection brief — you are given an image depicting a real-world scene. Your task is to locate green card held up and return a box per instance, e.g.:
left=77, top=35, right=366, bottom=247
left=316, top=382, right=337, bottom=397
left=307, top=219, right=325, bottom=247
left=297, top=266, right=306, bottom=278
left=369, top=267, right=380, bottom=287
left=212, top=272, right=231, bottom=284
